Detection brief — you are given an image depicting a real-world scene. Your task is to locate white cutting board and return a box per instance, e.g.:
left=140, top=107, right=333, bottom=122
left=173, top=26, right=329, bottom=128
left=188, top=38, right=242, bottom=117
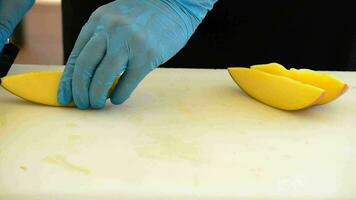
left=1, top=65, right=356, bottom=200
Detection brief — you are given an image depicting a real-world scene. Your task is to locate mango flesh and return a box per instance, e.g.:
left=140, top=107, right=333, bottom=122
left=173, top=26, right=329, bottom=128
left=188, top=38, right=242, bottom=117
left=288, top=68, right=348, bottom=105
left=228, top=68, right=325, bottom=110
left=0, top=72, right=119, bottom=107
left=251, top=63, right=290, bottom=77
left=252, top=63, right=348, bottom=105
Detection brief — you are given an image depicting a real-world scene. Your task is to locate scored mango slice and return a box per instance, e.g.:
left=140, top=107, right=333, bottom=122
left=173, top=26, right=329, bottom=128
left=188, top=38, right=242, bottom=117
left=228, top=68, right=325, bottom=110
left=251, top=63, right=290, bottom=77
left=0, top=72, right=119, bottom=107
left=288, top=69, right=348, bottom=105
left=251, top=63, right=348, bottom=105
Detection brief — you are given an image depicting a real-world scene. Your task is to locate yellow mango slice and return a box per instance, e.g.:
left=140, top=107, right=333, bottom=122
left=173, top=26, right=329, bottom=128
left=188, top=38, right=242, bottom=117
left=228, top=67, right=325, bottom=110
left=251, top=63, right=290, bottom=77
left=0, top=72, right=119, bottom=107
left=252, top=63, right=348, bottom=105
left=289, top=68, right=348, bottom=105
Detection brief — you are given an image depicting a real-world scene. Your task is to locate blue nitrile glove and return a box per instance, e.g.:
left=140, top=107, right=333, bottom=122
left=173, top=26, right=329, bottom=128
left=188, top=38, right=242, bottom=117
left=57, top=0, right=218, bottom=109
left=0, top=0, right=35, bottom=51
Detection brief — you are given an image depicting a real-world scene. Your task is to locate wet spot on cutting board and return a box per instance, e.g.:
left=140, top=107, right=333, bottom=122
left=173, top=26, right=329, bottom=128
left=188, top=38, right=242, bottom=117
left=20, top=166, right=28, bottom=171
left=193, top=174, right=200, bottom=187
left=65, top=122, right=78, bottom=128
left=43, top=154, right=91, bottom=175
left=0, top=112, right=6, bottom=128
left=68, top=134, right=81, bottom=142
left=136, top=133, right=208, bottom=163
left=176, top=101, right=193, bottom=114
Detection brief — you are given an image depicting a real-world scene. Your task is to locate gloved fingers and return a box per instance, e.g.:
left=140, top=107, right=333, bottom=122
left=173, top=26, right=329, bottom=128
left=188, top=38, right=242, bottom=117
left=57, top=23, right=94, bottom=105
left=72, top=31, right=107, bottom=109
left=110, top=61, right=154, bottom=105
left=0, top=28, right=11, bottom=52
left=89, top=52, right=128, bottom=109
left=0, top=13, right=14, bottom=51
left=0, top=0, right=35, bottom=51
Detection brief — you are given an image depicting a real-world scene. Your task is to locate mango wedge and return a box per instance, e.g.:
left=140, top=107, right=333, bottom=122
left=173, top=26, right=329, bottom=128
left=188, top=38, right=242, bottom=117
left=289, top=69, right=348, bottom=105
left=252, top=63, right=348, bottom=105
left=251, top=63, right=290, bottom=77
left=228, top=68, right=325, bottom=110
left=0, top=72, right=119, bottom=107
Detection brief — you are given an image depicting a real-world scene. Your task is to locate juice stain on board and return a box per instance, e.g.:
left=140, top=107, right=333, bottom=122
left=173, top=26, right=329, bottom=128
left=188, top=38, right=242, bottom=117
left=20, top=166, right=28, bottom=171
left=43, top=154, right=91, bottom=175
left=136, top=132, right=208, bottom=163
left=0, top=112, right=6, bottom=128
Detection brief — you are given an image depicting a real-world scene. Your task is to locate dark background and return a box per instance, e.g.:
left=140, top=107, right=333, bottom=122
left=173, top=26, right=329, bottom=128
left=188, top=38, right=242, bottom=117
left=62, top=0, right=356, bottom=70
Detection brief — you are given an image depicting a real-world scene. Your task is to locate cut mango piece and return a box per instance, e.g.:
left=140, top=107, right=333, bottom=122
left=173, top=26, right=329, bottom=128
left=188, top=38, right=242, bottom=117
left=1, top=72, right=65, bottom=106
left=0, top=72, right=119, bottom=107
left=252, top=63, right=348, bottom=105
left=228, top=68, right=325, bottom=110
left=289, top=68, right=348, bottom=105
left=251, top=63, right=290, bottom=77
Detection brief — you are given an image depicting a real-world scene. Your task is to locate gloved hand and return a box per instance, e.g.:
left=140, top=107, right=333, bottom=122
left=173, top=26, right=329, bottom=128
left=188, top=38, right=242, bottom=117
left=57, top=0, right=218, bottom=109
left=0, top=0, right=35, bottom=51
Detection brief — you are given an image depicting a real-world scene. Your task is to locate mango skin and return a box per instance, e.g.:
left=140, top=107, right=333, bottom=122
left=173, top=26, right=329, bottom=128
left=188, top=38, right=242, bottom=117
left=0, top=72, right=119, bottom=107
